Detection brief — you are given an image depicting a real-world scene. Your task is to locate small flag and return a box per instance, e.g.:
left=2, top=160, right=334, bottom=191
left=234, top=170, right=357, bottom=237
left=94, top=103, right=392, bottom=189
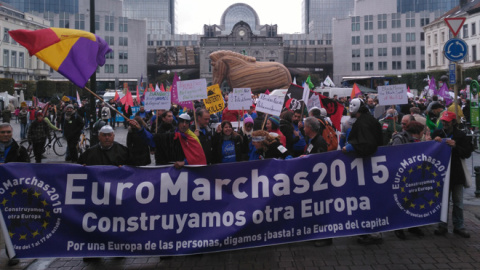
left=160, top=83, right=166, bottom=92
left=306, top=75, right=315, bottom=90
left=323, top=75, right=335, bottom=87
left=155, top=83, right=161, bottom=92
left=76, top=90, right=82, bottom=107
left=136, top=85, right=140, bottom=105
left=264, top=89, right=270, bottom=95
left=113, top=90, right=120, bottom=102
left=350, top=83, right=362, bottom=99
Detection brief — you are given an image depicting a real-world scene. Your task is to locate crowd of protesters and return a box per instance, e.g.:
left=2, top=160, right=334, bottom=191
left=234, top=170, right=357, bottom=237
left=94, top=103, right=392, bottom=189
left=0, top=87, right=476, bottom=261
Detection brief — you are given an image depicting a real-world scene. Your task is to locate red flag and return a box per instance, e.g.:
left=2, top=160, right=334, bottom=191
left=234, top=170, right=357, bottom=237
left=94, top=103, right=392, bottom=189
left=350, top=83, right=361, bottom=99
left=160, top=83, right=166, bottom=92
left=407, top=86, right=411, bottom=93
left=113, top=90, right=120, bottom=102
left=136, top=85, right=140, bottom=105
left=264, top=89, right=270, bottom=95
left=318, top=94, right=344, bottom=131
left=121, top=90, right=134, bottom=111
left=32, top=96, right=38, bottom=107
left=149, top=83, right=155, bottom=92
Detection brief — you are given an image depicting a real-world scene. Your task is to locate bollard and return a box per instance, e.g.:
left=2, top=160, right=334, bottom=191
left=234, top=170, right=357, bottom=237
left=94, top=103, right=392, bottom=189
left=475, top=166, right=480, bottom=198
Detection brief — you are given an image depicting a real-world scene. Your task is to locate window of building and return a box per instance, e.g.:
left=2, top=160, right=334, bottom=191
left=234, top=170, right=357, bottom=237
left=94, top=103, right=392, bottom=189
left=11, top=51, right=16, bottom=68
left=427, top=35, right=431, bottom=45
left=392, top=33, right=401, bottom=42
left=119, top=64, right=128, bottom=74
left=378, top=61, right=387, bottom=70
left=309, top=40, right=315, bottom=45
left=365, top=48, right=373, bottom=57
left=406, top=12, right=415, bottom=27
left=351, top=16, right=360, bottom=31
left=106, top=51, right=114, bottom=59
left=352, top=49, right=360, bottom=58
left=3, top=50, right=9, bottom=67
left=392, top=61, right=402, bottom=70
left=351, top=36, right=360, bottom=45
left=105, top=36, right=114, bottom=46
left=406, top=33, right=415, bottom=42
left=3, top=28, right=9, bottom=43
left=420, top=12, right=430, bottom=27
left=156, top=41, right=163, bottom=46
left=473, top=45, right=477, bottom=61
left=165, top=41, right=171, bottom=46
left=325, top=40, right=332, bottom=45
left=406, top=61, right=416, bottom=69
left=441, top=32, right=445, bottom=42
left=192, top=41, right=198, bottom=46
left=96, top=66, right=100, bottom=74
left=75, top=14, right=85, bottom=30
left=406, top=46, right=416, bottom=55
left=428, top=54, right=432, bottom=67
left=434, top=51, right=438, bottom=66
left=420, top=32, right=424, bottom=41
left=378, top=34, right=387, bottom=43
left=392, top=13, right=401, bottom=28
left=378, top=47, right=387, bottom=57
left=352, top=62, right=360, bottom=71
left=365, top=62, right=374, bottom=71
left=364, top=35, right=373, bottom=44
left=105, top=15, right=114, bottom=31
left=473, top=23, right=477, bottom=36
left=119, top=17, right=128, bottom=32
left=148, top=40, right=154, bottom=46
left=364, top=15, right=373, bottom=30
left=392, top=47, right=401, bottom=56
left=421, top=46, right=425, bottom=55
left=174, top=41, right=181, bottom=46
left=95, top=15, right=100, bottom=31
left=378, top=14, right=387, bottom=29
left=421, top=60, right=425, bottom=69
left=463, top=24, right=469, bottom=38
left=59, top=12, right=70, bottom=28
left=301, top=40, right=307, bottom=45
left=119, top=37, right=128, bottom=46
left=19, top=52, right=24, bottom=68
left=105, top=64, right=114, bottom=73
left=119, top=51, right=128, bottom=59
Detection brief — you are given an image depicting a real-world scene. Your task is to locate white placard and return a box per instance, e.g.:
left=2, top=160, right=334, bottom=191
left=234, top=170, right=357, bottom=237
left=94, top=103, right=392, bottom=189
left=378, top=84, right=408, bottom=105
left=176, top=78, right=208, bottom=102
left=229, top=88, right=252, bottom=110
left=255, top=94, right=284, bottom=116
left=307, top=94, right=321, bottom=111
left=144, top=91, right=171, bottom=111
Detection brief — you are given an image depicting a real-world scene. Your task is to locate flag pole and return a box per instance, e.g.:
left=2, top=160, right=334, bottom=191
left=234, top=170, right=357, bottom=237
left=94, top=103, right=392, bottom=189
left=262, top=114, right=269, bottom=130
left=83, top=86, right=128, bottom=119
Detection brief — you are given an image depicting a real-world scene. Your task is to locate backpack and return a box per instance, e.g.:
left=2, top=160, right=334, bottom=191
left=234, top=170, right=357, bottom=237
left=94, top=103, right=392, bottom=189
left=318, top=118, right=338, bottom=151
left=388, top=132, right=409, bottom=146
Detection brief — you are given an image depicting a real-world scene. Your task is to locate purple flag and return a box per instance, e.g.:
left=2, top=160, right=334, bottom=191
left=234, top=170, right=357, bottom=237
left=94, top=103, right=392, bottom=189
left=428, top=77, right=437, bottom=92
left=171, top=73, right=194, bottom=110
left=438, top=83, right=453, bottom=106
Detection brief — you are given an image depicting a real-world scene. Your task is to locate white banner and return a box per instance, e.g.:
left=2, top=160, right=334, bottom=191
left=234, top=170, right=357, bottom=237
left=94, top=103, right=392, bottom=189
left=176, top=79, right=208, bottom=102
left=255, top=94, right=284, bottom=116
left=378, top=84, right=408, bottom=106
left=144, top=92, right=171, bottom=111
left=229, top=88, right=252, bottom=110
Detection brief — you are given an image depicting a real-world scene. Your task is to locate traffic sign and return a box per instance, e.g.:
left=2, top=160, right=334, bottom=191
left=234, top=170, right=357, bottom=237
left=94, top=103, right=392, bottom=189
left=449, top=63, right=456, bottom=84
left=444, top=38, right=468, bottom=62
left=445, top=17, right=466, bottom=37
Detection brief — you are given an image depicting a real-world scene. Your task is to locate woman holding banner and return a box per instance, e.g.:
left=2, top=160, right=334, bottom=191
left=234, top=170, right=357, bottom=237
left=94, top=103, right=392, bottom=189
left=251, top=130, right=290, bottom=160
left=212, top=120, right=243, bottom=163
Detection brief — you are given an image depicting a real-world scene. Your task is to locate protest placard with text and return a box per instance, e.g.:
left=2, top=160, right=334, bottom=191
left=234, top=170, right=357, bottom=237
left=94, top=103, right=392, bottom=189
left=177, top=78, right=208, bottom=102
left=255, top=94, right=284, bottom=116
left=144, top=92, right=171, bottom=111
left=378, top=84, right=408, bottom=106
left=229, top=88, right=252, bottom=110
left=203, top=84, right=224, bottom=114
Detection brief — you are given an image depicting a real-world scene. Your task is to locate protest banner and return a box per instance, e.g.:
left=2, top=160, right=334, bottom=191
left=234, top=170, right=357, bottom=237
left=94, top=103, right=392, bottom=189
left=229, top=88, right=252, bottom=110
left=0, top=142, right=450, bottom=258
left=176, top=78, right=208, bottom=102
left=255, top=94, right=284, bottom=116
left=144, top=92, right=171, bottom=111
left=378, top=84, right=408, bottom=106
left=307, top=94, right=321, bottom=111
left=283, top=84, right=305, bottom=112
left=203, top=84, right=224, bottom=114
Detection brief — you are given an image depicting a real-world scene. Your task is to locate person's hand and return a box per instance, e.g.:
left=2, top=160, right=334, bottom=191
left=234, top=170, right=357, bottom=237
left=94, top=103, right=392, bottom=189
left=445, top=139, right=456, bottom=147
left=128, top=120, right=140, bottom=129
left=216, top=125, right=222, bottom=133
left=293, top=130, right=299, bottom=137
left=174, top=161, right=185, bottom=169
left=194, top=130, right=200, bottom=137
left=433, top=136, right=442, bottom=143
left=298, top=122, right=304, bottom=129
left=342, top=146, right=347, bottom=153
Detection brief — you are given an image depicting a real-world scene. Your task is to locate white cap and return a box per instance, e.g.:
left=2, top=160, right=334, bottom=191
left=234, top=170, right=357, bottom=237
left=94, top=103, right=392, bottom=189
left=320, top=108, right=327, bottom=117
left=309, top=106, right=320, bottom=113
left=179, top=113, right=191, bottom=121
left=99, top=125, right=114, bottom=134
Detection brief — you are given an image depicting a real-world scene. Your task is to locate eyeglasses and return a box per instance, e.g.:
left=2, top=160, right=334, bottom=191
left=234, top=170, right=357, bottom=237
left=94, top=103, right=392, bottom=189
left=0, top=130, right=12, bottom=134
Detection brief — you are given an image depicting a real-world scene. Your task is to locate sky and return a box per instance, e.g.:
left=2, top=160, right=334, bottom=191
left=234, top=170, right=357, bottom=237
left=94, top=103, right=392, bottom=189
left=177, top=0, right=303, bottom=35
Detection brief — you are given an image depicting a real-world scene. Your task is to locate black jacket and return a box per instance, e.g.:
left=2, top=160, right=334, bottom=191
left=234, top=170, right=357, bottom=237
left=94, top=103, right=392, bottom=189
left=212, top=132, right=243, bottom=163
left=78, top=142, right=131, bottom=166
left=348, top=112, right=383, bottom=157
left=257, top=141, right=290, bottom=160
left=127, top=129, right=151, bottom=166
left=3, top=140, right=30, bottom=163
left=191, top=124, right=214, bottom=164
left=304, top=134, right=328, bottom=155
left=63, top=113, right=84, bottom=140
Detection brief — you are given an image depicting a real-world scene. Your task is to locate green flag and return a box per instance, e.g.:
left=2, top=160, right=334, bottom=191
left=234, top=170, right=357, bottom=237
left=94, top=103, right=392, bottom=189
left=306, top=75, right=314, bottom=90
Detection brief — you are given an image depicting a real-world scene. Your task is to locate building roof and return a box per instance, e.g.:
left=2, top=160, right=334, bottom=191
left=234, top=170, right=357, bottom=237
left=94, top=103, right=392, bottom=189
left=430, top=0, right=480, bottom=24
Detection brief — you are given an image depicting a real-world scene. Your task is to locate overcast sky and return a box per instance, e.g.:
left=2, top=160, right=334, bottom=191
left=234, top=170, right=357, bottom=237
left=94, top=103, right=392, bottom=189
left=177, top=0, right=303, bottom=35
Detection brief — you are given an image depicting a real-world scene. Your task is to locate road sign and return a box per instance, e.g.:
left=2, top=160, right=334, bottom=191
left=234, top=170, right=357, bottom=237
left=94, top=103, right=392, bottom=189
left=445, top=17, right=466, bottom=37
left=449, top=63, right=456, bottom=84
left=444, top=38, right=468, bottom=62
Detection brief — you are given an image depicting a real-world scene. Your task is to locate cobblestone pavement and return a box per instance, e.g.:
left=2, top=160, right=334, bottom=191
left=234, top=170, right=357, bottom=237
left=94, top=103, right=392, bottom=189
left=1, top=121, right=480, bottom=269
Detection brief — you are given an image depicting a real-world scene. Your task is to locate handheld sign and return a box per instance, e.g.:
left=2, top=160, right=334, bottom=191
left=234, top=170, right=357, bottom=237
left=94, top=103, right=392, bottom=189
left=176, top=78, right=208, bottom=102
left=378, top=84, right=408, bottom=106
left=203, top=84, right=224, bottom=114
left=255, top=94, right=284, bottom=116
left=144, top=91, right=171, bottom=111
left=229, top=88, right=252, bottom=110
left=307, top=94, right=321, bottom=111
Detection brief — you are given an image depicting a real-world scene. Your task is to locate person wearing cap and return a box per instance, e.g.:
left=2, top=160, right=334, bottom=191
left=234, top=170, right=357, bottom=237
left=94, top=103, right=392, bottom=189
left=426, top=102, right=445, bottom=132
left=379, top=108, right=402, bottom=145
left=251, top=130, right=290, bottom=160
left=431, top=111, right=473, bottom=238
left=238, top=116, right=259, bottom=161
left=342, top=98, right=383, bottom=245
left=134, top=113, right=206, bottom=168
left=78, top=125, right=131, bottom=166
left=266, top=115, right=286, bottom=147
left=27, top=112, right=52, bottom=163
left=63, top=104, right=84, bottom=162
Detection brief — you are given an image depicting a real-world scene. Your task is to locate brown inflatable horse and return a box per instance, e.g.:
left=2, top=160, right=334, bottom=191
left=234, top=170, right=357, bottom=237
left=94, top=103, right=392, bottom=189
left=210, top=50, right=292, bottom=93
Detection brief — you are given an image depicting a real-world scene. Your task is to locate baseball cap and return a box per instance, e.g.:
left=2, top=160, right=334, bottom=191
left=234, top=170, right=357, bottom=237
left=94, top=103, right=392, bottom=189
left=178, top=113, right=191, bottom=121
left=99, top=125, right=114, bottom=134
left=440, top=111, right=456, bottom=122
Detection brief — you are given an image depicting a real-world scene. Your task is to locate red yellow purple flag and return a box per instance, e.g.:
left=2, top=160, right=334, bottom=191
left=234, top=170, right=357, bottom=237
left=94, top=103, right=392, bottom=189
left=9, top=28, right=112, bottom=88
left=350, top=83, right=362, bottom=99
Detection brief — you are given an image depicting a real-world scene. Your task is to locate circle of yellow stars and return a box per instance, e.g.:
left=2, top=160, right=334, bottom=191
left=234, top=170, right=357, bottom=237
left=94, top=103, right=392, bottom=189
left=0, top=187, right=53, bottom=241
left=398, top=163, right=442, bottom=211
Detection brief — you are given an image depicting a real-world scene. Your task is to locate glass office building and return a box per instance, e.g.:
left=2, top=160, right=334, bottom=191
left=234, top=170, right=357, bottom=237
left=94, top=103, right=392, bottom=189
left=2, top=0, right=78, bottom=14
left=123, top=0, right=177, bottom=38
left=397, top=0, right=459, bottom=13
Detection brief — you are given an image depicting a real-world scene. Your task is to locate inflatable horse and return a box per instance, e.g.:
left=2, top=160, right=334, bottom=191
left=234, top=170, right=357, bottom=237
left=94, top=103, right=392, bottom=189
left=210, top=50, right=292, bottom=93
